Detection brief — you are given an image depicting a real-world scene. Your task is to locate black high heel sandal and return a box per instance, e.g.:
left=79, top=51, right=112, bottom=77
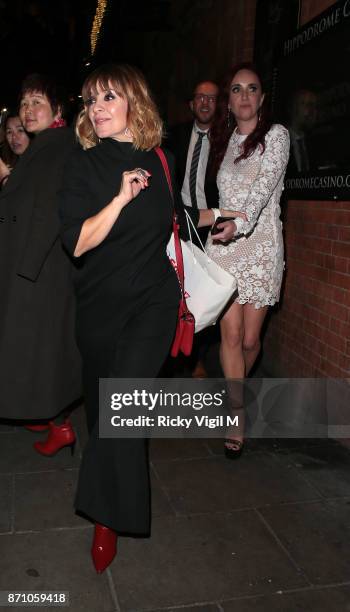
left=224, top=438, right=244, bottom=460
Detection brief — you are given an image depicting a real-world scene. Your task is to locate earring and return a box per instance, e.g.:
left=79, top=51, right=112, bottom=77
left=227, top=107, right=232, bottom=129
left=124, top=126, right=132, bottom=137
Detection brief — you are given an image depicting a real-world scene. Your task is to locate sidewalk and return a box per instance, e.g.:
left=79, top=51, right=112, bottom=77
left=0, top=405, right=350, bottom=612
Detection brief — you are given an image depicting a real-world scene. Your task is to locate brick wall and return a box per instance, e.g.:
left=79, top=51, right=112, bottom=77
left=263, top=201, right=350, bottom=377
left=261, top=0, right=350, bottom=377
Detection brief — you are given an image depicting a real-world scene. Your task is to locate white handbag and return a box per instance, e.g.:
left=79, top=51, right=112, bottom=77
left=167, top=211, right=237, bottom=333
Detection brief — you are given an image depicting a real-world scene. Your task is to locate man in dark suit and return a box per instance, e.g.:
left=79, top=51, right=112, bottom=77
left=167, top=80, right=219, bottom=244
left=166, top=80, right=220, bottom=377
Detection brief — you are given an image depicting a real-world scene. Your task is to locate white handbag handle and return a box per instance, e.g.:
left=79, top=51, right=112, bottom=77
left=185, top=210, right=210, bottom=260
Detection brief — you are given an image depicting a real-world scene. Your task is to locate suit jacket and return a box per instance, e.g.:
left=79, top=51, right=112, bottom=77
left=165, top=122, right=219, bottom=210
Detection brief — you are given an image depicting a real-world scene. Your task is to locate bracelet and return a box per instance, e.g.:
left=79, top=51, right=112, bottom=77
left=234, top=216, right=244, bottom=235
left=211, top=208, right=221, bottom=224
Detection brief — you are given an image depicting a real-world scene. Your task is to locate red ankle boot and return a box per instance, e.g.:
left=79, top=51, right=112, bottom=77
left=91, top=523, right=117, bottom=573
left=25, top=424, right=49, bottom=432
left=33, top=420, right=76, bottom=456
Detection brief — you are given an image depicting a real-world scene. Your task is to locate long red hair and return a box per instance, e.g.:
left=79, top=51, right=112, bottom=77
left=208, top=62, right=272, bottom=177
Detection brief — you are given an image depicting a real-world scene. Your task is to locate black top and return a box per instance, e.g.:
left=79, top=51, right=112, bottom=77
left=59, top=139, right=196, bottom=310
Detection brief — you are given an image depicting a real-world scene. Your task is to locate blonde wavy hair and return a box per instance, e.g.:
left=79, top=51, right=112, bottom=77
left=76, top=63, right=163, bottom=150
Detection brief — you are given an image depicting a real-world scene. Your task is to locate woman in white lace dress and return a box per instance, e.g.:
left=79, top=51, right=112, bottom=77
left=207, top=63, right=290, bottom=458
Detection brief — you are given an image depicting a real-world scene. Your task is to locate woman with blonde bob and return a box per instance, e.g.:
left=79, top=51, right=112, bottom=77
left=59, top=63, right=241, bottom=573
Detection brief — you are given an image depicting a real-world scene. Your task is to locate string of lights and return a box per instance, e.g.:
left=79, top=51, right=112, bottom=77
left=90, top=0, right=108, bottom=55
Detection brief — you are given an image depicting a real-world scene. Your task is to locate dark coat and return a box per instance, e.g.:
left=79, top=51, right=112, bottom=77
left=0, top=128, right=82, bottom=420
left=165, top=121, right=219, bottom=209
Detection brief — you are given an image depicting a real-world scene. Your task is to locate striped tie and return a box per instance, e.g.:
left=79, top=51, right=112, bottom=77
left=189, top=131, right=205, bottom=208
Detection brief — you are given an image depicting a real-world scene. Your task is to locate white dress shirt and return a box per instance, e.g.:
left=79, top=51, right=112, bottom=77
left=181, top=124, right=210, bottom=209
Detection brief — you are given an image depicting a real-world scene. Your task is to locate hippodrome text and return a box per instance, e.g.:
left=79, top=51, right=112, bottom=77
left=283, top=0, right=350, bottom=56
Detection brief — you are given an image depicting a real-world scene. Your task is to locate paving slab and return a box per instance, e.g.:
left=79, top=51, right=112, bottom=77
left=1, top=429, right=350, bottom=611
left=275, top=443, right=350, bottom=499
left=0, top=529, right=115, bottom=612
left=149, top=438, right=211, bottom=462
left=259, top=498, right=350, bottom=585
left=0, top=474, right=12, bottom=533
left=0, top=429, right=81, bottom=474
left=150, top=468, right=176, bottom=519
left=111, top=512, right=307, bottom=610
left=205, top=437, right=339, bottom=457
left=152, top=453, right=321, bottom=515
left=221, top=585, right=350, bottom=611
left=14, top=469, right=85, bottom=531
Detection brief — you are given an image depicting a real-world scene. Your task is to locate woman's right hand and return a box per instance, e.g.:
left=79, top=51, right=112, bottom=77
left=212, top=209, right=248, bottom=242
left=117, top=168, right=151, bottom=207
left=73, top=168, right=152, bottom=257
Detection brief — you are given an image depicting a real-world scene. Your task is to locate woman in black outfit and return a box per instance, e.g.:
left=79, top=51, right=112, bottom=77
left=0, top=112, right=30, bottom=187
left=0, top=75, right=81, bottom=450
left=59, top=63, right=239, bottom=573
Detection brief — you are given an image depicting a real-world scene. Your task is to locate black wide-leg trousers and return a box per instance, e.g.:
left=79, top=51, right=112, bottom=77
left=75, top=283, right=178, bottom=533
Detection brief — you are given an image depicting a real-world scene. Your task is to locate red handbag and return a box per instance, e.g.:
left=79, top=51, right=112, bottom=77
left=155, top=147, right=195, bottom=357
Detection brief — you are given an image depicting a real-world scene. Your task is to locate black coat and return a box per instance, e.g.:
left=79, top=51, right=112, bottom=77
left=0, top=128, right=82, bottom=420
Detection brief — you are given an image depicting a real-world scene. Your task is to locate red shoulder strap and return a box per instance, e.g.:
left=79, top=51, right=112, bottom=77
left=155, top=146, right=173, bottom=196
left=154, top=147, right=185, bottom=293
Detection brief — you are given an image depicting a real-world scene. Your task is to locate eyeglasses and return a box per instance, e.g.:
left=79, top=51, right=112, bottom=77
left=193, top=94, right=217, bottom=104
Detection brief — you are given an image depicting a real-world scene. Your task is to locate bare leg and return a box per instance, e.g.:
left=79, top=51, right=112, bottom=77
left=242, top=304, right=268, bottom=375
left=219, top=301, right=245, bottom=379
left=219, top=302, right=245, bottom=448
left=220, top=302, right=269, bottom=451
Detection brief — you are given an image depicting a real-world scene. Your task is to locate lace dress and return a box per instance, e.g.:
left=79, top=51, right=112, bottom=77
left=206, top=123, right=290, bottom=309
